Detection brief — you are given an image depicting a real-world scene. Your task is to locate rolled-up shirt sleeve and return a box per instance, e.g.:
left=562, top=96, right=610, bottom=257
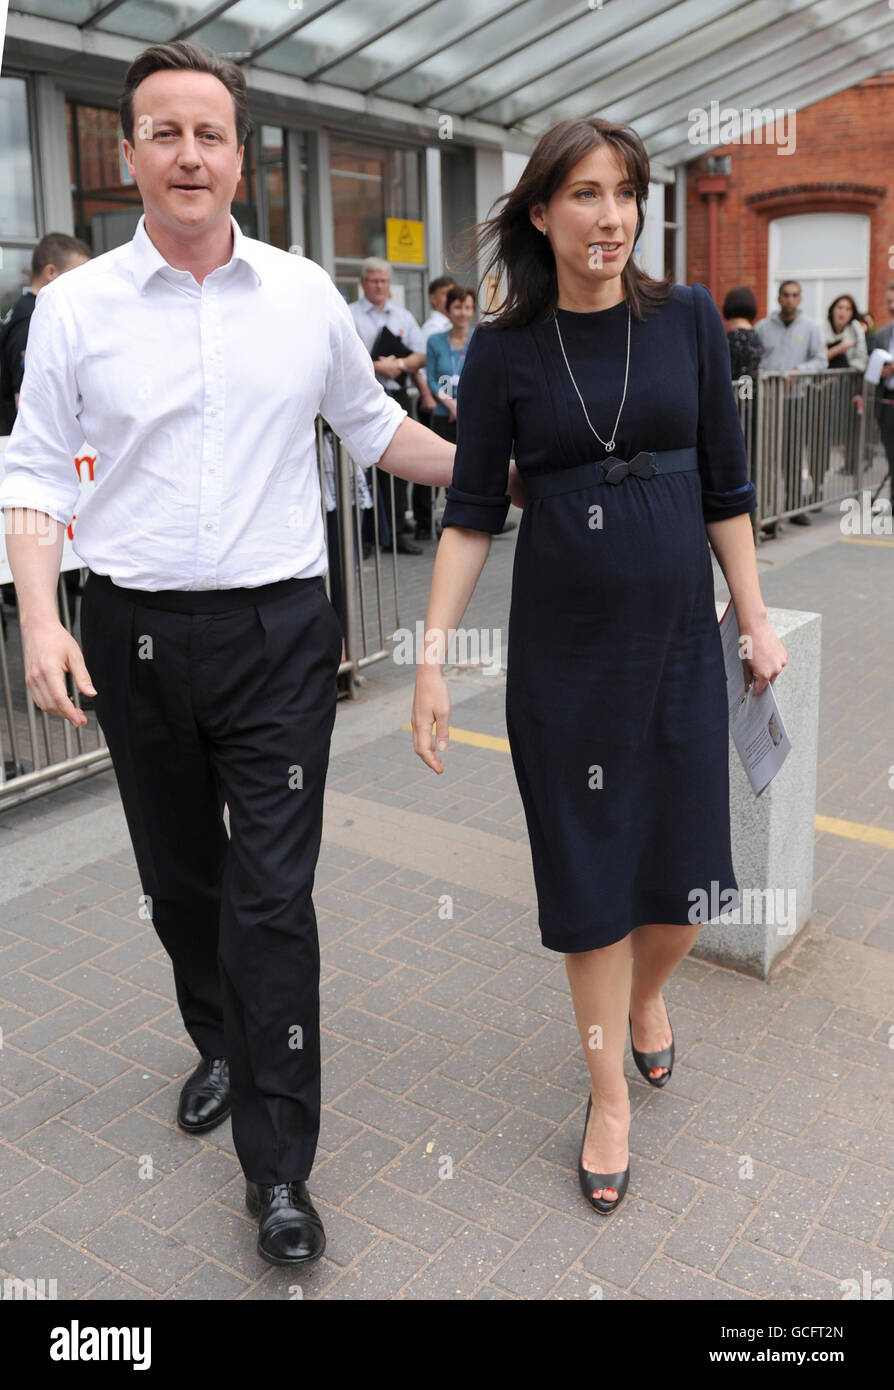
left=440, top=325, right=513, bottom=534
left=0, top=286, right=84, bottom=527
left=692, top=282, right=757, bottom=522
left=319, top=278, right=406, bottom=466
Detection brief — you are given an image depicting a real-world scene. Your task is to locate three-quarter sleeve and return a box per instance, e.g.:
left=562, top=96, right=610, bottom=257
left=0, top=286, right=85, bottom=527
left=440, top=325, right=513, bottom=534
left=692, top=282, right=757, bottom=522
left=319, top=275, right=406, bottom=466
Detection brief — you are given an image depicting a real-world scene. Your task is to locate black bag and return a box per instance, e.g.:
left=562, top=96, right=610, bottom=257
left=369, top=324, right=414, bottom=391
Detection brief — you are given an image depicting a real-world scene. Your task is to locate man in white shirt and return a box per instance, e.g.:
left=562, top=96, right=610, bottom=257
left=349, top=258, right=430, bottom=554
left=754, top=280, right=827, bottom=527
left=0, top=40, right=471, bottom=1269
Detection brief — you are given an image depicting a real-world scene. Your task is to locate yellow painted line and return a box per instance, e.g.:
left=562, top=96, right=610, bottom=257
left=815, top=815, right=894, bottom=850
left=406, top=725, right=894, bottom=850
left=839, top=537, right=894, bottom=547
left=402, top=722, right=510, bottom=753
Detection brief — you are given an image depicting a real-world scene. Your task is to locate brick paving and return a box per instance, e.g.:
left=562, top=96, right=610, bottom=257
left=0, top=507, right=892, bottom=1300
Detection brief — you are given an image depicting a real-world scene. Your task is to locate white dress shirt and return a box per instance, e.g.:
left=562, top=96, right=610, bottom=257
left=0, top=214, right=406, bottom=590
left=348, top=296, right=425, bottom=394
left=420, top=308, right=451, bottom=345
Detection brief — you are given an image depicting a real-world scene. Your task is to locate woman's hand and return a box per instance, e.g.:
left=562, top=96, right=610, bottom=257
left=412, top=664, right=451, bottom=773
left=739, top=613, right=787, bottom=696
left=507, top=460, right=526, bottom=509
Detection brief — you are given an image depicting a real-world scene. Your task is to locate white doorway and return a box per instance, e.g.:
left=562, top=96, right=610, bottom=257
left=767, top=212, right=870, bottom=325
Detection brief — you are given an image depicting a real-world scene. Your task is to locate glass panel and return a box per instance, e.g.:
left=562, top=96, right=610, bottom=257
left=189, top=0, right=346, bottom=67
left=93, top=0, right=240, bottom=42
left=663, top=227, right=676, bottom=282
left=67, top=104, right=143, bottom=253
left=330, top=136, right=421, bottom=265
left=0, top=247, right=35, bottom=321
left=319, top=0, right=510, bottom=95
left=11, top=0, right=96, bottom=19
left=0, top=78, right=38, bottom=240
left=264, top=165, right=287, bottom=249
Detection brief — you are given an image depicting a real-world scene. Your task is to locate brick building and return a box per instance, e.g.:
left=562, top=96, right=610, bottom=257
left=684, top=71, right=894, bottom=326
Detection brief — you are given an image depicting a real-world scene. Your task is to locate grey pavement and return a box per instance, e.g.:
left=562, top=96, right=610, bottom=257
left=0, top=503, right=892, bottom=1300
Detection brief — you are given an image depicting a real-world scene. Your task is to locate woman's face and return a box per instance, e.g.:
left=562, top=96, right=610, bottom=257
left=831, top=299, right=852, bottom=331
left=448, top=294, right=475, bottom=330
left=530, top=144, right=639, bottom=289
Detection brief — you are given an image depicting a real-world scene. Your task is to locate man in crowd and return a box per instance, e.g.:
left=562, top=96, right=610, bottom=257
left=0, top=233, right=91, bottom=435
left=349, top=257, right=429, bottom=554
left=755, top=280, right=827, bottom=527
left=867, top=280, right=894, bottom=501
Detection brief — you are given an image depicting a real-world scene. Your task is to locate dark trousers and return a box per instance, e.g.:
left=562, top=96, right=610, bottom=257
left=80, top=569, right=342, bottom=1183
left=875, top=393, right=894, bottom=492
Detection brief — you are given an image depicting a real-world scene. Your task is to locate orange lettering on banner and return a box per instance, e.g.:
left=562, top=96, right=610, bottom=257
left=69, top=453, right=97, bottom=538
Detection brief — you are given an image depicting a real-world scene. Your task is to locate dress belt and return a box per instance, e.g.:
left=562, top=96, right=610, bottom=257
left=523, top=447, right=698, bottom=498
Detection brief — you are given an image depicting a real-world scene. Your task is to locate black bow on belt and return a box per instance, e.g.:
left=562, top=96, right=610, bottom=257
left=600, top=452, right=658, bottom=485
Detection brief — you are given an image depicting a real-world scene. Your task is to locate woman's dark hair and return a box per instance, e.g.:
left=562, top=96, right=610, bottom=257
left=722, top=286, right=757, bottom=322
left=455, top=117, right=674, bottom=328
left=827, top=294, right=861, bottom=332
left=119, top=40, right=252, bottom=148
left=445, top=284, right=477, bottom=312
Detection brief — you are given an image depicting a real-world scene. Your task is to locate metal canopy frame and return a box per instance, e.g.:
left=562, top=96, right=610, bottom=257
left=4, top=0, right=893, bottom=160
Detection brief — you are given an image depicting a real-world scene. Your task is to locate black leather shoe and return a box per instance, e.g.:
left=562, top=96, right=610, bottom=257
left=245, top=1180, right=326, bottom=1266
left=395, top=537, right=423, bottom=555
left=177, top=1056, right=230, bottom=1133
left=789, top=512, right=812, bottom=526
left=629, top=1007, right=674, bottom=1087
left=578, top=1096, right=630, bottom=1215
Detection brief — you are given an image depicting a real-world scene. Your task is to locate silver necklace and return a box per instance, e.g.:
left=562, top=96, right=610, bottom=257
left=553, top=301, right=631, bottom=453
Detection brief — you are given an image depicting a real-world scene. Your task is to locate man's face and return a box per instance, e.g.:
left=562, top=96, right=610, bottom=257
left=778, top=284, right=801, bottom=318
left=432, top=282, right=454, bottom=314
left=121, top=69, right=243, bottom=239
left=362, top=270, right=391, bottom=308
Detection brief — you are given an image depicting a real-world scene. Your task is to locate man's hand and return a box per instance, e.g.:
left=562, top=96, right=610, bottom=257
left=22, top=616, right=97, bottom=728
left=373, top=355, right=404, bottom=380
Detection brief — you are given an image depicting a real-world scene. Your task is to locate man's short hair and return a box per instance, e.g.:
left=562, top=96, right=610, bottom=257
left=31, top=233, right=91, bottom=278
left=778, top=280, right=801, bottom=296
left=361, top=257, right=391, bottom=279
left=428, top=274, right=455, bottom=296
left=119, top=40, right=252, bottom=148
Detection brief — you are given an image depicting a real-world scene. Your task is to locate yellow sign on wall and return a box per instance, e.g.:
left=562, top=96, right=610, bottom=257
left=385, top=218, right=425, bottom=264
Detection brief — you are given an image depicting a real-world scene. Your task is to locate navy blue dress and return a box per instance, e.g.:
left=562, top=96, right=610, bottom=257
left=440, top=283, right=756, bottom=953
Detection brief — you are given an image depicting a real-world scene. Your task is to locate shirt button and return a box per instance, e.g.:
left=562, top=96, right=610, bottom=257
left=204, top=522, right=214, bottom=531
left=207, top=465, right=216, bottom=473
left=209, top=408, right=218, bottom=417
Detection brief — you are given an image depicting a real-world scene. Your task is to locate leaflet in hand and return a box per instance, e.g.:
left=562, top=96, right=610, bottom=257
left=864, top=348, right=893, bottom=385
left=718, top=601, right=790, bottom=796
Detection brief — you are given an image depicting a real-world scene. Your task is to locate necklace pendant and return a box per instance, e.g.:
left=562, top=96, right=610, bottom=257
left=605, top=440, right=616, bottom=453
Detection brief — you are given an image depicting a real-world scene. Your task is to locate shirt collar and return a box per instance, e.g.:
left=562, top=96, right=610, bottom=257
left=131, top=212, right=265, bottom=293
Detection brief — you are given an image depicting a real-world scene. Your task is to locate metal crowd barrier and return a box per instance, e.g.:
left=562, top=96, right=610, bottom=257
left=2, top=371, right=890, bottom=810
left=0, top=420, right=416, bottom=810
left=734, top=369, right=892, bottom=529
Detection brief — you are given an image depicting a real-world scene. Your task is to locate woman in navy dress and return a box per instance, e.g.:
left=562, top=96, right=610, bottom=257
left=411, top=118, right=787, bottom=1216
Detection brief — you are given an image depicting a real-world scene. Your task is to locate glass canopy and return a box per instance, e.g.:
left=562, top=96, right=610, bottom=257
left=7, top=0, right=894, bottom=160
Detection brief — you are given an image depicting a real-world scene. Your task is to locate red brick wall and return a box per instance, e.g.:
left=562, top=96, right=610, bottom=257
left=684, top=72, right=893, bottom=322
